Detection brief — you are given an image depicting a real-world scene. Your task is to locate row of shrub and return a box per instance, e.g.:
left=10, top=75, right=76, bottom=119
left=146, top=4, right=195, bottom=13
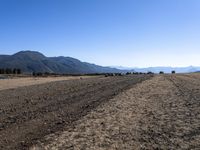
left=32, top=72, right=124, bottom=77
left=31, top=72, right=155, bottom=77
left=31, top=70, right=176, bottom=77
left=0, top=68, right=21, bottom=74
left=159, top=71, right=176, bottom=74
left=126, top=71, right=176, bottom=75
left=104, top=72, right=153, bottom=77
left=32, top=72, right=153, bottom=77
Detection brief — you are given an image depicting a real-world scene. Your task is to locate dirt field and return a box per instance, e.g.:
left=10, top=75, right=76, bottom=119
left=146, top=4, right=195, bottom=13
left=30, top=74, right=200, bottom=150
left=0, top=76, right=95, bottom=91
left=0, top=75, right=152, bottom=150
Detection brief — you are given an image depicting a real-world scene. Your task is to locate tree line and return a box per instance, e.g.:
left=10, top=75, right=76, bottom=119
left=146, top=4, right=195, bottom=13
left=0, top=68, right=21, bottom=74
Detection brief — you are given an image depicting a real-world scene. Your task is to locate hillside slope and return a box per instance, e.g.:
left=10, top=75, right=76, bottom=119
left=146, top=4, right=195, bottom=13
left=0, top=51, right=123, bottom=74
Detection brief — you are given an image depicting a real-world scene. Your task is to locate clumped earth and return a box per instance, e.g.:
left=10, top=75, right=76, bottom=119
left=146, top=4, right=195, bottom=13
left=1, top=74, right=200, bottom=150
left=31, top=74, right=200, bottom=150
left=0, top=75, right=152, bottom=150
left=0, top=76, right=94, bottom=91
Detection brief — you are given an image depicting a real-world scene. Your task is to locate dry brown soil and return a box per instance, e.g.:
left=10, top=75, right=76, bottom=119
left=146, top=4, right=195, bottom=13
left=31, top=74, right=200, bottom=150
left=0, top=76, right=95, bottom=91
left=0, top=75, right=152, bottom=150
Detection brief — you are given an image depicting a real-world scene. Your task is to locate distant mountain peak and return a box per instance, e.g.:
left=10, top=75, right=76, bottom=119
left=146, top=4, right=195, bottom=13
left=0, top=51, right=124, bottom=74
left=14, top=50, right=43, bottom=54
left=13, top=50, right=46, bottom=60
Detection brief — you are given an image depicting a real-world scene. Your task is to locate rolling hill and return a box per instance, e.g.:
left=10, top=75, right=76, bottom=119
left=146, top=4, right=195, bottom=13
left=0, top=51, right=125, bottom=74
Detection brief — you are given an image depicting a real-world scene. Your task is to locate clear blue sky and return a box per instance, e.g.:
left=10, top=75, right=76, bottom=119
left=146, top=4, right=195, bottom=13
left=0, top=0, right=200, bottom=67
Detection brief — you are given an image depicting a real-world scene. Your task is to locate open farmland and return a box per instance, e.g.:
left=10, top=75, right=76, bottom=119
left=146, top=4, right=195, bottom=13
left=0, top=76, right=96, bottom=91
left=0, top=75, right=152, bottom=150
left=0, top=74, right=200, bottom=149
left=31, top=73, right=200, bottom=149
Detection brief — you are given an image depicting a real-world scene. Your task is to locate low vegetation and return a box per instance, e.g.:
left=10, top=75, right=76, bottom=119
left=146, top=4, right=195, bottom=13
left=172, top=70, right=176, bottom=74
left=31, top=71, right=155, bottom=77
left=159, top=71, right=164, bottom=74
left=0, top=68, right=21, bottom=74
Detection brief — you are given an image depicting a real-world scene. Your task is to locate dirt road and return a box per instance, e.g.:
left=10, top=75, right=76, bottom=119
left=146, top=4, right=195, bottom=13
left=31, top=74, right=200, bottom=149
left=0, top=75, right=152, bottom=150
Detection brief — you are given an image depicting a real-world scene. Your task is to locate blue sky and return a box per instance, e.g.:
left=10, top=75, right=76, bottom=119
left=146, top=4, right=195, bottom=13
left=0, top=0, right=200, bottom=67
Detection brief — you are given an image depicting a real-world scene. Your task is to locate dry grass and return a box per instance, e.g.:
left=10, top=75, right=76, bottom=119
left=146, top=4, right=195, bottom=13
left=0, top=76, right=95, bottom=91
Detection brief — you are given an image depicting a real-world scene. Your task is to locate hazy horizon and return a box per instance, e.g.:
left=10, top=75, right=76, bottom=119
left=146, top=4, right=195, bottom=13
left=1, top=50, right=200, bottom=69
left=0, top=0, right=200, bottom=68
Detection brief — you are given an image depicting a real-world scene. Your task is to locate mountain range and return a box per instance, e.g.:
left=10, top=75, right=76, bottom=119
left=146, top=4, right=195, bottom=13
left=113, top=66, right=200, bottom=73
left=0, top=51, right=126, bottom=74
left=0, top=51, right=199, bottom=74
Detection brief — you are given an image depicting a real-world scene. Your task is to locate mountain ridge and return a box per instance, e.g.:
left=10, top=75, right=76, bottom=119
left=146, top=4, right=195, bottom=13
left=112, top=66, right=200, bottom=73
left=0, top=51, right=127, bottom=74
